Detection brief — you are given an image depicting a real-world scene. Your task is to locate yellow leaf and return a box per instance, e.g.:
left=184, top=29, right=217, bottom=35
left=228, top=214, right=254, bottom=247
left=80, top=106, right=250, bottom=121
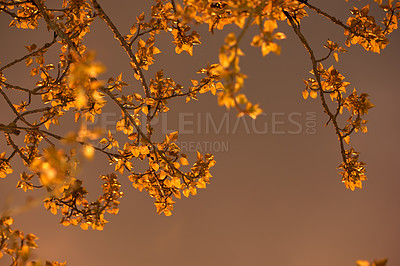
left=373, top=258, right=388, bottom=266
left=356, top=260, right=370, bottom=266
left=330, top=91, right=338, bottom=101
left=138, top=39, right=146, bottom=48
left=137, top=12, right=145, bottom=21
left=74, top=112, right=81, bottom=122
left=251, top=35, right=262, bottom=48
left=333, top=52, right=339, bottom=62
left=261, top=42, right=271, bottom=56
left=96, top=225, right=104, bottom=231
left=219, top=52, right=229, bottom=67
left=139, top=145, right=149, bottom=155
left=171, top=177, right=180, bottom=188
left=152, top=163, right=159, bottom=171
left=180, top=157, right=189, bottom=166
left=196, top=178, right=207, bottom=188
left=131, top=147, right=140, bottom=157
left=130, top=25, right=137, bottom=35
left=30, top=67, right=38, bottom=76
left=361, top=126, right=368, bottom=133
left=302, top=90, right=309, bottom=100
left=40, top=71, right=47, bottom=80
left=310, top=90, right=318, bottom=99
left=173, top=162, right=180, bottom=169
left=183, top=188, right=190, bottom=198
left=264, top=20, right=277, bottom=32
left=189, top=186, right=197, bottom=195
left=80, top=223, right=89, bottom=230
left=26, top=57, right=33, bottom=66
left=274, top=32, right=286, bottom=40
left=20, top=245, right=29, bottom=257
left=169, top=131, right=178, bottom=141
left=172, top=189, right=181, bottom=199
left=20, top=21, right=28, bottom=29
left=160, top=170, right=167, bottom=179
left=125, top=161, right=133, bottom=171
left=175, top=45, right=183, bottom=54
left=235, top=15, right=246, bottom=28
left=142, top=105, right=148, bottom=115
left=51, top=206, right=57, bottom=215
left=153, top=47, right=161, bottom=54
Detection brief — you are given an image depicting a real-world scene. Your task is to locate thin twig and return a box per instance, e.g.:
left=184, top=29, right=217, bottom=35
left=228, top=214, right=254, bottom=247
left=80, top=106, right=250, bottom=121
left=0, top=36, right=57, bottom=72
left=284, top=9, right=347, bottom=165
left=90, top=0, right=151, bottom=98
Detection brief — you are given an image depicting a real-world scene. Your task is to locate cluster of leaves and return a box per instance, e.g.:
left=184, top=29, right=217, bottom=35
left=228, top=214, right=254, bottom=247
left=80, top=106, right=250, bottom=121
left=356, top=258, right=388, bottom=266
left=284, top=1, right=398, bottom=190
left=0, top=216, right=65, bottom=265
left=1, top=0, right=220, bottom=232
left=345, top=3, right=399, bottom=53
left=0, top=0, right=399, bottom=264
left=173, top=0, right=305, bottom=117
left=126, top=131, right=215, bottom=216
left=302, top=61, right=374, bottom=190
left=43, top=173, right=123, bottom=231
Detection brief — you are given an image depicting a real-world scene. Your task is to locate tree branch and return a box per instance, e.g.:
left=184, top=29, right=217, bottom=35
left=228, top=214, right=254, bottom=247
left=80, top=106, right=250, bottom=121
left=90, top=0, right=151, bottom=98
left=284, top=9, right=347, bottom=165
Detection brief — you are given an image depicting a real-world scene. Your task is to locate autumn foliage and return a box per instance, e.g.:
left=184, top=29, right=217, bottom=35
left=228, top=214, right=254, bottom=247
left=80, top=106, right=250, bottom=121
left=0, top=0, right=399, bottom=264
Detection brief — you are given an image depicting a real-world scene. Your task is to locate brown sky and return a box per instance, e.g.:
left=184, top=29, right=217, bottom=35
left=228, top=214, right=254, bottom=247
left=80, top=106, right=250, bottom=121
left=1, top=1, right=400, bottom=266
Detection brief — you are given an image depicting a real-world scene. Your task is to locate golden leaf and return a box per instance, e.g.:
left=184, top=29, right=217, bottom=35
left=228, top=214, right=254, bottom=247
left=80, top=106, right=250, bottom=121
left=62, top=220, right=70, bottom=226
left=333, top=52, right=339, bottom=62
left=131, top=147, right=140, bottom=157
left=169, top=131, right=178, bottom=141
left=356, top=261, right=370, bottom=266
left=160, top=170, right=167, bottom=179
left=26, top=57, right=33, bottom=66
left=130, top=25, right=137, bottom=35
left=139, top=145, right=149, bottom=155
left=80, top=223, right=89, bottom=230
left=171, top=177, right=180, bottom=188
left=180, top=157, right=189, bottom=166
left=196, top=178, right=207, bottom=188
left=183, top=189, right=190, bottom=198
left=142, top=105, right=148, bottom=115
left=302, top=89, right=309, bottom=100
left=264, top=20, right=277, bottom=32
left=151, top=163, right=159, bottom=171
left=310, top=90, right=318, bottom=99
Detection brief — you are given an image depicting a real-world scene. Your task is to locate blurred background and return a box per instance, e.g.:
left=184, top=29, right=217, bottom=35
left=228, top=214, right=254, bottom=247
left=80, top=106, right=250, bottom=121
left=1, top=1, right=399, bottom=265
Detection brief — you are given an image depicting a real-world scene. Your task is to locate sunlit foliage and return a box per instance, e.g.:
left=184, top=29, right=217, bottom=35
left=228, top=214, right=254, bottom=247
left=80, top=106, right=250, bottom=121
left=0, top=0, right=399, bottom=263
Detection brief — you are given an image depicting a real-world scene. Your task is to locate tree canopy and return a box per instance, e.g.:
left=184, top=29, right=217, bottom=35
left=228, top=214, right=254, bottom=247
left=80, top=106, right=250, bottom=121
left=0, top=0, right=398, bottom=265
